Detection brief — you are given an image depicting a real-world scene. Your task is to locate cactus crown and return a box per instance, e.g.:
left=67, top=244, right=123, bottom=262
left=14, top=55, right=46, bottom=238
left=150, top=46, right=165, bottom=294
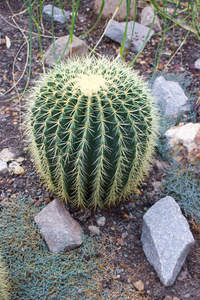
left=26, top=56, right=158, bottom=209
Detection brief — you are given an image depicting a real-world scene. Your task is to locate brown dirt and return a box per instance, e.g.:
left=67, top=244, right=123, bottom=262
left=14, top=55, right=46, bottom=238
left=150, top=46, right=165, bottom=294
left=0, top=0, right=200, bottom=299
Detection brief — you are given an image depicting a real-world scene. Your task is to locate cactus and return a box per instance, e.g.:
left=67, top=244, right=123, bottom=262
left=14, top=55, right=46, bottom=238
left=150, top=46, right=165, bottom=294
left=0, top=255, right=9, bottom=300
left=26, top=56, right=158, bottom=209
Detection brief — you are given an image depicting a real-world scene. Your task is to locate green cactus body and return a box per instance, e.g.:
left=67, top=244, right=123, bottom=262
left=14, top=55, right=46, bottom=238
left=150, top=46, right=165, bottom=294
left=26, top=56, right=158, bottom=209
left=0, top=255, right=9, bottom=300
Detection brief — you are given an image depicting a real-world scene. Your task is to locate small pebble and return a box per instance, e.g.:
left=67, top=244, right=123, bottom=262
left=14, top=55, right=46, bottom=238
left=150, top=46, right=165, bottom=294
left=13, top=165, right=25, bottom=175
left=163, top=296, right=172, bottom=300
left=44, top=198, right=51, bottom=205
left=133, top=280, right=144, bottom=291
left=77, top=288, right=83, bottom=295
left=88, top=225, right=100, bottom=234
left=35, top=197, right=43, bottom=207
left=97, top=216, right=106, bottom=226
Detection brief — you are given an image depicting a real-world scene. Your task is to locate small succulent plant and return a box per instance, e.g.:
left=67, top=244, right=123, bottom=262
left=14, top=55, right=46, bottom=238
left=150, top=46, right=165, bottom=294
left=0, top=255, right=9, bottom=300
left=26, top=56, right=158, bottom=209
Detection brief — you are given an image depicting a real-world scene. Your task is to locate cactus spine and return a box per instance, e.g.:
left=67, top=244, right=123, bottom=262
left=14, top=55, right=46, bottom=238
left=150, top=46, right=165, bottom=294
left=26, top=56, right=158, bottom=209
left=0, top=255, right=9, bottom=300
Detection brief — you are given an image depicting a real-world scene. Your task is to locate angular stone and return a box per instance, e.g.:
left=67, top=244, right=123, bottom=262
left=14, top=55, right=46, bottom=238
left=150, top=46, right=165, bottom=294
left=0, top=148, right=15, bottom=162
left=141, top=196, right=194, bottom=286
left=105, top=20, right=154, bottom=52
left=0, top=159, right=7, bottom=173
left=42, top=4, right=70, bottom=24
left=152, top=76, right=190, bottom=116
left=43, top=35, right=88, bottom=67
left=34, top=199, right=83, bottom=253
left=194, top=58, right=200, bottom=70
left=133, top=280, right=144, bottom=291
left=165, top=123, right=200, bottom=159
left=140, top=6, right=162, bottom=32
left=94, top=0, right=136, bottom=22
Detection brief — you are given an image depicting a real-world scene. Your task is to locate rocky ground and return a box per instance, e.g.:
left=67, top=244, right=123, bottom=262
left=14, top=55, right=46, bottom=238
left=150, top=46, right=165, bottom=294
left=0, top=0, right=200, bottom=299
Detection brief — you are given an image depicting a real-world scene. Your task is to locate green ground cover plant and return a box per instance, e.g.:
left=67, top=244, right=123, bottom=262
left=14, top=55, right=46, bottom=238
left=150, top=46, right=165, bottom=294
left=0, top=196, right=105, bottom=299
left=0, top=255, right=9, bottom=300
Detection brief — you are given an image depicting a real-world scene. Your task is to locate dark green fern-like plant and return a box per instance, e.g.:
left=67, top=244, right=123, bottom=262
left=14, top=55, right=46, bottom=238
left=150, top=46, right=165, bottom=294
left=0, top=255, right=9, bottom=300
left=26, top=56, right=158, bottom=209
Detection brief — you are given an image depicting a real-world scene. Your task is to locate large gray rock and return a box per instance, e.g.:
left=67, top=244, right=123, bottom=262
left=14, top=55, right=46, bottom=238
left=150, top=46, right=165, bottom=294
left=141, top=196, right=195, bottom=286
left=42, top=4, right=70, bottom=24
left=194, top=58, right=200, bottom=70
left=34, top=199, right=83, bottom=253
left=105, top=20, right=154, bottom=52
left=152, top=76, right=190, bottom=116
left=94, top=0, right=136, bottom=21
left=140, top=6, right=162, bottom=32
left=43, top=35, right=88, bottom=67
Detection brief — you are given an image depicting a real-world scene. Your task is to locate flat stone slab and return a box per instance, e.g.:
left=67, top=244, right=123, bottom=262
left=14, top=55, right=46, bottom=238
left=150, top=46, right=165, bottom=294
left=152, top=76, right=190, bottom=116
left=34, top=199, right=83, bottom=253
left=105, top=20, right=154, bottom=52
left=141, top=196, right=195, bottom=286
left=43, top=35, right=88, bottom=67
left=42, top=4, right=70, bottom=24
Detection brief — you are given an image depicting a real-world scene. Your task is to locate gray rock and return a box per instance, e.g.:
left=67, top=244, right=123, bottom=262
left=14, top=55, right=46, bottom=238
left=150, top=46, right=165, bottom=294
left=34, top=199, right=83, bottom=253
left=0, top=148, right=15, bottom=162
left=152, top=76, right=190, bottom=116
left=141, top=196, right=195, bottom=286
left=94, top=0, right=136, bottom=22
left=44, top=35, right=88, bottom=67
left=194, top=58, right=200, bottom=70
left=105, top=20, right=154, bottom=52
left=0, top=159, right=7, bottom=173
left=42, top=4, right=70, bottom=24
left=140, top=6, right=162, bottom=32
left=96, top=216, right=106, bottom=226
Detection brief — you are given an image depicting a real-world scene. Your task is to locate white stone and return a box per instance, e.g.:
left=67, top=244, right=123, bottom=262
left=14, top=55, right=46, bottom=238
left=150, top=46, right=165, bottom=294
left=34, top=199, right=83, bottom=253
left=94, top=0, right=136, bottom=22
left=42, top=4, right=70, bottom=24
left=0, top=148, right=15, bottom=162
left=44, top=35, right=88, bottom=67
left=194, top=58, right=200, bottom=70
left=97, top=216, right=106, bottom=226
left=165, top=123, right=200, bottom=154
left=152, top=76, right=190, bottom=116
left=140, top=6, right=162, bottom=32
left=105, top=20, right=154, bottom=52
left=8, top=161, right=20, bottom=171
left=0, top=159, right=8, bottom=173
left=141, top=196, right=195, bottom=286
